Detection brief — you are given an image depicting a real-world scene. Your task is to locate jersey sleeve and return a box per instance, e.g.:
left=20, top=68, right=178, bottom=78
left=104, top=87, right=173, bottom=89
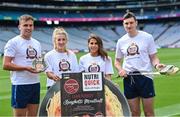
left=105, top=57, right=114, bottom=75
left=71, top=53, right=80, bottom=72
left=4, top=39, right=16, bottom=57
left=79, top=56, right=85, bottom=72
left=115, top=39, right=124, bottom=59
left=44, top=53, right=53, bottom=73
left=148, top=35, right=157, bottom=55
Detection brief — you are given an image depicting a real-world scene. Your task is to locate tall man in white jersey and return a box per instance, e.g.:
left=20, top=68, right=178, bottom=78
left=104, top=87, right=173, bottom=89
left=3, top=14, right=41, bottom=116
left=115, top=12, right=164, bottom=116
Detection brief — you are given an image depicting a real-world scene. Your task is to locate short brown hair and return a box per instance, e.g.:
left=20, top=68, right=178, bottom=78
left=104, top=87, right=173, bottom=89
left=123, top=11, right=137, bottom=21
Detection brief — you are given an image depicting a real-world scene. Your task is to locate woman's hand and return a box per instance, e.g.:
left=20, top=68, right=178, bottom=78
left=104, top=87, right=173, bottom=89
left=47, top=72, right=61, bottom=81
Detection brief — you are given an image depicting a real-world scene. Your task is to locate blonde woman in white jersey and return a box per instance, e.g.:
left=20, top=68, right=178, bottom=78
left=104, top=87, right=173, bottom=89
left=79, top=34, right=114, bottom=80
left=114, top=11, right=165, bottom=117
left=44, top=27, right=79, bottom=89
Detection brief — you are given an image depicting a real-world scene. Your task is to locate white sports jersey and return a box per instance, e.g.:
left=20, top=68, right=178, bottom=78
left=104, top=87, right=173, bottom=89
left=44, top=49, right=79, bottom=87
left=115, top=31, right=157, bottom=78
left=79, top=53, right=114, bottom=76
left=4, top=35, right=41, bottom=85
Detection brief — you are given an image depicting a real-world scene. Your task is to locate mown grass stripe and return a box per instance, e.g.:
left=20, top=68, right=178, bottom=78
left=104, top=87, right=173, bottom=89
left=0, top=90, right=47, bottom=100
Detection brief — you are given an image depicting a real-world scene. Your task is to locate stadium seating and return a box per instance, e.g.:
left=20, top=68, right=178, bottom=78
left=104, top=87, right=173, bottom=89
left=0, top=0, right=180, bottom=54
left=1, top=22, right=180, bottom=54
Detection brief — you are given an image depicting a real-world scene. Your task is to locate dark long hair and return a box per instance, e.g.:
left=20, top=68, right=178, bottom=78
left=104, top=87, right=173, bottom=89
left=88, top=34, right=108, bottom=61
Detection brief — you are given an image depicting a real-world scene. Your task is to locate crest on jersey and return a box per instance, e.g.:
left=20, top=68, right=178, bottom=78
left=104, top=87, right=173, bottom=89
left=26, top=45, right=37, bottom=59
left=59, top=59, right=71, bottom=71
left=127, top=42, right=139, bottom=56
left=88, top=63, right=100, bottom=72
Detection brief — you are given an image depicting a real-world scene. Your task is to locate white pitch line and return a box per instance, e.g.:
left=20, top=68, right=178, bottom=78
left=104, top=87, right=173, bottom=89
left=155, top=103, right=180, bottom=116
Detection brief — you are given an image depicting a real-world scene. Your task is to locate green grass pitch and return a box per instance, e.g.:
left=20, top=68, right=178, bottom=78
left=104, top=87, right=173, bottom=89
left=0, top=48, right=180, bottom=116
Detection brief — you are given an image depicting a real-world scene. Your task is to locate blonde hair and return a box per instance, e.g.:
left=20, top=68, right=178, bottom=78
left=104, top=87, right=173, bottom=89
left=19, top=14, right=34, bottom=23
left=52, top=27, right=68, bottom=50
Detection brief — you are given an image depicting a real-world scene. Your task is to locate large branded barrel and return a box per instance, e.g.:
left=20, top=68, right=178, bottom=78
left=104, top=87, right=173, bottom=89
left=38, top=77, right=131, bottom=116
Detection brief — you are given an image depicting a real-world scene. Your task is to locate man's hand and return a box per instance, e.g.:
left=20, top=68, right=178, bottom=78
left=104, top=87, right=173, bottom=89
left=118, top=69, right=127, bottom=78
left=26, top=66, right=41, bottom=73
left=155, top=63, right=165, bottom=71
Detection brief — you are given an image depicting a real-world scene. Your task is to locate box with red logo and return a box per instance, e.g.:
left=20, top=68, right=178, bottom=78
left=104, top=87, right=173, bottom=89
left=61, top=72, right=105, bottom=116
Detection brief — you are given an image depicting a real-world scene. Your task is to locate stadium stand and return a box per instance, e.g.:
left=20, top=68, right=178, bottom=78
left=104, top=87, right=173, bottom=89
left=0, top=0, right=180, bottom=54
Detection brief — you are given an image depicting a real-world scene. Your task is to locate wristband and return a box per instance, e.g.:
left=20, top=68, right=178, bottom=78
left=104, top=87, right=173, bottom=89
left=154, top=64, right=158, bottom=69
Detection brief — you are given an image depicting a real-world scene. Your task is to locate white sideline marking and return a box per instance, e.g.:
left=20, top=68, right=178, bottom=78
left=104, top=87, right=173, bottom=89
left=155, top=103, right=180, bottom=116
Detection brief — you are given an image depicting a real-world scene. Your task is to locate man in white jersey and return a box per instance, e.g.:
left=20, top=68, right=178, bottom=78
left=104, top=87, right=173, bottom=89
left=115, top=12, right=164, bottom=116
left=3, top=14, right=41, bottom=116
